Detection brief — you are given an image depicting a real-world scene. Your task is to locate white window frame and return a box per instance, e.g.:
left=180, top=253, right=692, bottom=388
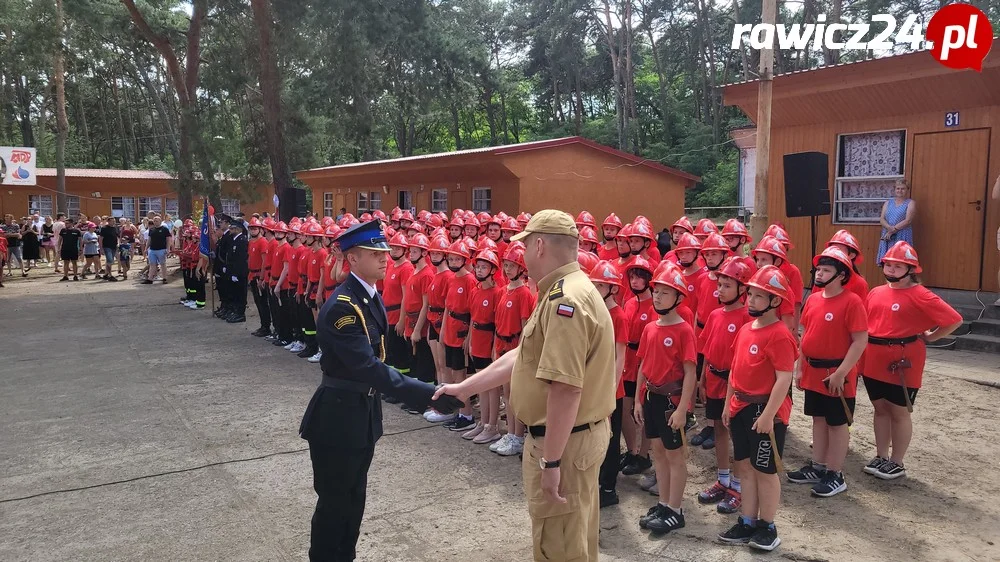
left=398, top=190, right=412, bottom=211
left=111, top=196, right=135, bottom=219
left=138, top=196, right=163, bottom=217
left=834, top=128, right=906, bottom=225
left=368, top=192, right=381, bottom=211
left=66, top=195, right=80, bottom=218
left=28, top=194, right=53, bottom=217
left=323, top=193, right=334, bottom=217
left=357, top=191, right=369, bottom=212
left=472, top=187, right=491, bottom=213
left=431, top=189, right=448, bottom=213
left=221, top=198, right=241, bottom=216
left=165, top=197, right=179, bottom=218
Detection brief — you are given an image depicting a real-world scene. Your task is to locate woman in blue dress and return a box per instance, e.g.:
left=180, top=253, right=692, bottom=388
left=876, top=179, right=915, bottom=265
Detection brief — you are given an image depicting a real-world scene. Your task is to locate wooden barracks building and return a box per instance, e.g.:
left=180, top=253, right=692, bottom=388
left=294, top=136, right=700, bottom=235
left=724, top=49, right=1000, bottom=293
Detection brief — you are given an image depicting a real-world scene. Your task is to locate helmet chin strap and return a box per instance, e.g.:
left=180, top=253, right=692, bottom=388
left=653, top=293, right=681, bottom=315
left=678, top=258, right=695, bottom=268
left=718, top=286, right=744, bottom=306
left=748, top=296, right=779, bottom=318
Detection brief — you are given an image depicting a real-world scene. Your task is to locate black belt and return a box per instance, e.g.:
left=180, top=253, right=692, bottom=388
left=321, top=375, right=377, bottom=397
left=449, top=311, right=471, bottom=322
left=385, top=304, right=401, bottom=312
left=456, top=330, right=468, bottom=339
left=473, top=322, right=496, bottom=331
left=497, top=332, right=520, bottom=343
left=734, top=390, right=770, bottom=404
left=708, top=365, right=730, bottom=380
left=868, top=335, right=919, bottom=346
left=429, top=306, right=445, bottom=313
left=696, top=320, right=705, bottom=329
left=627, top=342, right=639, bottom=350
left=806, top=357, right=844, bottom=369
left=406, top=311, right=419, bottom=318
left=527, top=419, right=602, bottom=438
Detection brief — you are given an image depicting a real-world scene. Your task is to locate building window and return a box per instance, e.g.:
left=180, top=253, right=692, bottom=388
left=66, top=195, right=80, bottom=218
left=165, top=198, right=179, bottom=218
left=357, top=191, right=369, bottom=212
left=472, top=187, right=491, bottom=213
left=398, top=190, right=412, bottom=211
left=221, top=198, right=241, bottom=216
left=431, top=189, right=448, bottom=213
left=368, top=192, right=381, bottom=211
left=111, top=196, right=135, bottom=219
left=28, top=195, right=53, bottom=217
left=835, top=130, right=905, bottom=224
left=323, top=193, right=333, bottom=217
left=138, top=196, right=163, bottom=217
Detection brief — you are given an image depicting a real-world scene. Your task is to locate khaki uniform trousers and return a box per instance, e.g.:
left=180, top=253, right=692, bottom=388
left=522, top=420, right=610, bottom=562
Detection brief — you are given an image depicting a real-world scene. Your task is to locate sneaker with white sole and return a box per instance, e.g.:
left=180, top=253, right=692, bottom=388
left=462, top=423, right=485, bottom=440
left=811, top=471, right=847, bottom=497
left=289, top=342, right=307, bottom=353
left=186, top=302, right=202, bottom=309
left=180, top=299, right=192, bottom=305
left=307, top=351, right=323, bottom=363
left=496, top=435, right=524, bottom=456
left=283, top=341, right=297, bottom=350
left=786, top=462, right=825, bottom=484
left=639, top=473, right=657, bottom=492
left=425, top=411, right=457, bottom=423
left=449, top=416, right=476, bottom=432
left=490, top=434, right=512, bottom=453
left=863, top=456, right=888, bottom=475
left=473, top=426, right=502, bottom=444
left=875, top=459, right=906, bottom=480
left=748, top=521, right=781, bottom=551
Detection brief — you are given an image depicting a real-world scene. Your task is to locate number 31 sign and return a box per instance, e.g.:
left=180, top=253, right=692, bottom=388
left=945, top=111, right=960, bottom=127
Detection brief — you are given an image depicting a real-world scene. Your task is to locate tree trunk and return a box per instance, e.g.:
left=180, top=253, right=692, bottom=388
left=111, top=75, right=131, bottom=168
left=599, top=0, right=624, bottom=149
left=54, top=0, right=69, bottom=214
left=824, top=0, right=842, bottom=66
left=14, top=76, right=35, bottom=148
left=250, top=0, right=295, bottom=221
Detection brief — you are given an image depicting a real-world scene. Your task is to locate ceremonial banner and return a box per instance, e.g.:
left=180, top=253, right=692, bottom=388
left=0, top=147, right=37, bottom=185
left=199, top=198, right=214, bottom=259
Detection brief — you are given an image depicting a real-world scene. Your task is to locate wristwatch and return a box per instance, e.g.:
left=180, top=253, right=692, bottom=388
left=539, top=457, right=561, bottom=469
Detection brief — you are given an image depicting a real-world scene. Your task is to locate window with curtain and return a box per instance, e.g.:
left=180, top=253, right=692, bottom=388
left=472, top=187, right=491, bottom=212
left=112, top=196, right=135, bottom=218
left=835, top=130, right=905, bottom=224
left=323, top=193, right=333, bottom=217
left=431, top=189, right=448, bottom=212
left=138, top=196, right=163, bottom=217
left=66, top=195, right=80, bottom=218
left=221, top=198, right=241, bottom=215
left=357, top=191, right=369, bottom=212
left=28, top=195, right=53, bottom=217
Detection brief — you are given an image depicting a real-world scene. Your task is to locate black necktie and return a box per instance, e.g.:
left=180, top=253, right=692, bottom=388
left=373, top=291, right=387, bottom=320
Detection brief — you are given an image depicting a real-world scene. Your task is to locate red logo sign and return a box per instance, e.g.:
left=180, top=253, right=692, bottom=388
left=10, top=150, right=32, bottom=163
left=927, top=3, right=993, bottom=71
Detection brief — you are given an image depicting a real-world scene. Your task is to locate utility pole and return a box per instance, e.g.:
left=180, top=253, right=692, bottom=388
left=750, top=0, right=776, bottom=243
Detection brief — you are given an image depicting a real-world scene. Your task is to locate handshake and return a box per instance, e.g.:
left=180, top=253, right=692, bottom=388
left=428, top=386, right=465, bottom=415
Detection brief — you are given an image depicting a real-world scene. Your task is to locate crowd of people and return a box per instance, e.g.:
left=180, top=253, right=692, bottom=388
left=222, top=204, right=962, bottom=553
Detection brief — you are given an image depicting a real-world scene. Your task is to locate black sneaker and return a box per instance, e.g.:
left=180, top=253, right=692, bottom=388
left=384, top=395, right=402, bottom=404
left=690, top=426, right=714, bottom=447
left=448, top=416, right=476, bottom=432
left=273, top=339, right=290, bottom=347
left=140, top=279, right=152, bottom=284
left=638, top=504, right=661, bottom=529
left=646, top=506, right=685, bottom=534
left=297, top=346, right=318, bottom=358
left=59, top=276, right=69, bottom=282
left=402, top=404, right=424, bottom=415
left=618, top=452, right=635, bottom=472
left=748, top=521, right=781, bottom=551
left=786, top=462, right=824, bottom=484
left=875, top=459, right=906, bottom=480
left=227, top=314, right=246, bottom=324
left=599, top=489, right=619, bottom=509
left=73, top=275, right=80, bottom=281
left=863, top=456, right=889, bottom=475
left=251, top=328, right=269, bottom=337
left=718, top=518, right=756, bottom=544
left=811, top=471, right=847, bottom=497
left=622, top=455, right=653, bottom=476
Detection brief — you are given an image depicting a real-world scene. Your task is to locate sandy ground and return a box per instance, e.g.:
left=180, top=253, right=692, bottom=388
left=1, top=263, right=998, bottom=561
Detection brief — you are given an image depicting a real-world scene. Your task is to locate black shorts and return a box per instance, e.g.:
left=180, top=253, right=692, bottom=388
left=696, top=353, right=705, bottom=380
left=468, top=355, right=491, bottom=374
left=428, top=323, right=440, bottom=342
left=307, top=297, right=317, bottom=310
left=863, top=376, right=918, bottom=408
left=730, top=404, right=787, bottom=475
left=622, top=380, right=637, bottom=399
left=444, top=345, right=467, bottom=371
left=705, top=397, right=725, bottom=421
left=61, top=250, right=79, bottom=261
left=84, top=253, right=99, bottom=258
left=804, top=389, right=855, bottom=427
left=643, top=393, right=684, bottom=450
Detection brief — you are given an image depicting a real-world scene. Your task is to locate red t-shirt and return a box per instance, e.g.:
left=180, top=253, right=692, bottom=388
left=779, top=261, right=804, bottom=306
left=678, top=266, right=706, bottom=317
left=694, top=270, right=724, bottom=335
left=383, top=259, right=414, bottom=325
left=403, top=265, right=434, bottom=338
left=598, top=243, right=619, bottom=262
left=248, top=236, right=267, bottom=281
left=810, top=270, right=869, bottom=303
left=427, top=269, right=454, bottom=330
left=307, top=248, right=329, bottom=285
left=609, top=305, right=630, bottom=400
left=699, top=306, right=752, bottom=400
left=863, top=285, right=961, bottom=388
left=800, top=290, right=867, bottom=397
left=322, top=257, right=349, bottom=301
left=269, top=242, right=290, bottom=287
left=442, top=273, right=475, bottom=347
left=636, top=321, right=697, bottom=406
left=647, top=246, right=662, bottom=265
left=493, top=284, right=536, bottom=356
left=294, top=245, right=312, bottom=295
left=622, top=296, right=655, bottom=382
left=728, top=320, right=797, bottom=424
left=283, top=244, right=302, bottom=292
left=469, top=283, right=503, bottom=359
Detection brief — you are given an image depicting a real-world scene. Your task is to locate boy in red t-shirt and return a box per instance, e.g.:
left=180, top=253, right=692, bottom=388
left=268, top=222, right=293, bottom=345
left=382, top=233, right=414, bottom=378
left=674, top=233, right=705, bottom=318
left=441, top=241, right=476, bottom=431
left=303, top=225, right=330, bottom=362
left=862, top=242, right=961, bottom=481
left=718, top=265, right=796, bottom=552
left=282, top=224, right=307, bottom=353
left=247, top=218, right=270, bottom=336
left=589, top=261, right=629, bottom=507
left=810, top=229, right=869, bottom=302
left=696, top=257, right=754, bottom=514
left=752, top=236, right=798, bottom=334
left=403, top=234, right=436, bottom=390
left=786, top=247, right=867, bottom=499
left=598, top=213, right=623, bottom=262
left=620, top=256, right=656, bottom=477
left=490, top=245, right=536, bottom=457
left=423, top=236, right=455, bottom=423
left=634, top=263, right=697, bottom=535
left=462, top=249, right=504, bottom=444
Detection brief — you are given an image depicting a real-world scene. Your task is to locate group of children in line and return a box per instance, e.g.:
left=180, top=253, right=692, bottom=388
left=233, top=204, right=963, bottom=553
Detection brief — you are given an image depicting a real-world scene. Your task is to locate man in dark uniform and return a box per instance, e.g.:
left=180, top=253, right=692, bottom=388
left=224, top=219, right=249, bottom=323
left=213, top=214, right=234, bottom=319
left=300, top=220, right=463, bottom=562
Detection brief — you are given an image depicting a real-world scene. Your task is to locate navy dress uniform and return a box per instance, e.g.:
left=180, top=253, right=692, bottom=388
left=300, top=220, right=462, bottom=561
left=224, top=221, right=249, bottom=323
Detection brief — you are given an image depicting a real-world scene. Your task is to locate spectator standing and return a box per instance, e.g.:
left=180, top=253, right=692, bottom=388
left=138, top=218, right=150, bottom=258
left=41, top=216, right=56, bottom=264
left=58, top=218, right=83, bottom=281
left=143, top=216, right=172, bottom=284
left=875, top=179, right=915, bottom=265
left=99, top=220, right=120, bottom=281
left=3, top=214, right=26, bottom=277
left=81, top=222, right=101, bottom=280
left=119, top=219, right=137, bottom=279
left=31, top=212, right=45, bottom=233
left=52, top=213, right=66, bottom=273
left=21, top=220, right=41, bottom=269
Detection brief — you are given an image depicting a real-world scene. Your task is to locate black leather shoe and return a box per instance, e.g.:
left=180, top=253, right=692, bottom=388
left=251, top=327, right=269, bottom=337
left=227, top=314, right=246, bottom=323
left=297, top=345, right=317, bottom=358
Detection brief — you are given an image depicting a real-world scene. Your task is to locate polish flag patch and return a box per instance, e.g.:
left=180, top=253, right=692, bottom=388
left=557, top=304, right=575, bottom=318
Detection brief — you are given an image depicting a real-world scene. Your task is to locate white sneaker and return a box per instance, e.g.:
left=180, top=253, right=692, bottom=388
left=152, top=276, right=164, bottom=283
left=425, top=411, right=457, bottom=423
left=283, top=341, right=297, bottom=350
left=496, top=435, right=524, bottom=456
left=185, top=302, right=200, bottom=309
left=289, top=342, right=306, bottom=353
left=639, top=473, right=657, bottom=492
left=308, top=351, right=323, bottom=363
left=179, top=299, right=192, bottom=305
left=490, top=434, right=512, bottom=453
left=423, top=409, right=435, bottom=421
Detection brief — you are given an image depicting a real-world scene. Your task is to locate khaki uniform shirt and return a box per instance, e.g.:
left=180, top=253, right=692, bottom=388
left=510, top=261, right=616, bottom=427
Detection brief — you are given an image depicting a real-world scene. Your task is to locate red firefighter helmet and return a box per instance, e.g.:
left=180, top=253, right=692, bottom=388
left=389, top=233, right=409, bottom=248
left=406, top=221, right=426, bottom=234
left=516, top=212, right=531, bottom=226
left=446, top=240, right=471, bottom=259
left=589, top=260, right=623, bottom=288
left=813, top=245, right=854, bottom=271
left=826, top=229, right=863, bottom=263
left=464, top=216, right=481, bottom=229
left=695, top=218, right=719, bottom=239
left=384, top=226, right=396, bottom=238
left=675, top=232, right=703, bottom=252
left=633, top=215, right=652, bottom=229
left=602, top=213, right=623, bottom=230
left=372, top=210, right=387, bottom=222
left=475, top=249, right=501, bottom=269
left=495, top=211, right=509, bottom=222
left=463, top=210, right=476, bottom=222
left=428, top=235, right=451, bottom=253
left=578, top=226, right=599, bottom=245
left=306, top=223, right=325, bottom=236
left=462, top=236, right=478, bottom=252
left=625, top=255, right=654, bottom=276
left=501, top=217, right=521, bottom=232
left=700, top=232, right=731, bottom=254
left=400, top=210, right=415, bottom=223
left=273, top=221, right=289, bottom=233
left=262, top=217, right=277, bottom=230
left=248, top=217, right=262, bottom=228
left=575, top=211, right=596, bottom=229
left=881, top=241, right=922, bottom=273
left=448, top=216, right=465, bottom=229
left=503, top=245, right=527, bottom=269
left=477, top=212, right=492, bottom=225
left=671, top=216, right=695, bottom=234
left=430, top=227, right=447, bottom=239
left=489, top=214, right=504, bottom=226
left=746, top=264, right=792, bottom=303
left=478, top=237, right=499, bottom=252
left=324, top=225, right=341, bottom=239
left=426, top=214, right=444, bottom=229
left=289, top=222, right=303, bottom=234
left=630, top=222, right=656, bottom=242
left=417, top=210, right=432, bottom=223
left=577, top=250, right=599, bottom=273
left=752, top=235, right=788, bottom=261
left=615, top=223, right=634, bottom=240
left=408, top=233, right=430, bottom=250
left=764, top=224, right=794, bottom=249
left=321, top=216, right=335, bottom=228
left=360, top=212, right=373, bottom=223
left=651, top=263, right=690, bottom=297
left=717, top=256, right=757, bottom=285
left=721, top=218, right=752, bottom=243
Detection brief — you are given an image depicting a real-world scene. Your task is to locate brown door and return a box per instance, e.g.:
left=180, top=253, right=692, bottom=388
left=334, top=193, right=347, bottom=216
left=911, top=129, right=989, bottom=290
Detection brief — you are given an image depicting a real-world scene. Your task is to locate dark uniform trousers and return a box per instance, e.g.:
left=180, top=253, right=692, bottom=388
left=183, top=268, right=207, bottom=306
left=298, top=297, right=318, bottom=348
left=232, top=275, right=248, bottom=311
left=215, top=271, right=230, bottom=307
left=280, top=289, right=299, bottom=341
left=598, top=398, right=624, bottom=492
left=267, top=284, right=285, bottom=339
left=301, top=275, right=440, bottom=561
left=251, top=281, right=271, bottom=330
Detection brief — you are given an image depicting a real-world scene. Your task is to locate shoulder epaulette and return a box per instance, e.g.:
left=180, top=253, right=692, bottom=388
left=547, top=279, right=565, bottom=301
left=337, top=294, right=353, bottom=303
